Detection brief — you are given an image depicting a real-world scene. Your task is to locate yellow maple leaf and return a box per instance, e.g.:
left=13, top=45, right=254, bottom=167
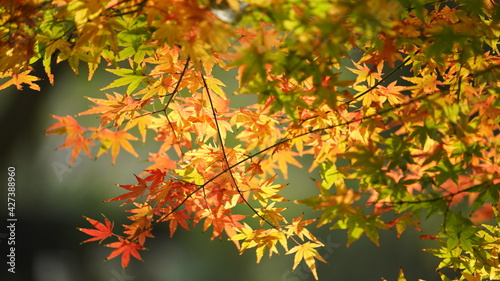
left=252, top=175, right=288, bottom=206
left=287, top=242, right=327, bottom=280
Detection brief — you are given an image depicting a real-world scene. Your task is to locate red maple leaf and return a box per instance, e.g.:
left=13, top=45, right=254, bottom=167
left=105, top=174, right=149, bottom=205
left=419, top=235, right=438, bottom=240
left=144, top=169, right=167, bottom=190
left=78, top=215, right=114, bottom=244
left=105, top=238, right=145, bottom=268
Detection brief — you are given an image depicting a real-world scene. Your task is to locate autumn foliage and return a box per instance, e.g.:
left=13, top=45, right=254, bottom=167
left=2, top=0, right=500, bottom=280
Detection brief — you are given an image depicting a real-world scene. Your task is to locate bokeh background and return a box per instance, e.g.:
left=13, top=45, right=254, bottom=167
left=1, top=60, right=447, bottom=281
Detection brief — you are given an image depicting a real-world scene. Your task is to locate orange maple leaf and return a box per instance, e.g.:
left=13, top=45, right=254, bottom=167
left=79, top=92, right=147, bottom=127
left=78, top=215, right=114, bottom=244
left=46, top=115, right=94, bottom=165
left=124, top=203, right=156, bottom=245
left=105, top=238, right=145, bottom=268
left=202, top=207, right=246, bottom=240
left=286, top=215, right=316, bottom=241
left=167, top=210, right=191, bottom=237
left=146, top=153, right=178, bottom=172
left=46, top=115, right=86, bottom=136
left=0, top=69, right=40, bottom=91
left=94, top=128, right=139, bottom=164
left=58, top=135, right=95, bottom=165
left=271, top=148, right=303, bottom=179
left=363, top=37, right=403, bottom=68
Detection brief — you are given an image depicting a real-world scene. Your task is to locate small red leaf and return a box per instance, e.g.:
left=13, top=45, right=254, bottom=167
left=78, top=215, right=114, bottom=244
left=105, top=175, right=149, bottom=205
left=419, top=235, right=438, bottom=240
left=105, top=238, right=145, bottom=268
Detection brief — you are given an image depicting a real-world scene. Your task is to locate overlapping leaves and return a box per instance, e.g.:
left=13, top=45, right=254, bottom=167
left=1, top=0, right=499, bottom=280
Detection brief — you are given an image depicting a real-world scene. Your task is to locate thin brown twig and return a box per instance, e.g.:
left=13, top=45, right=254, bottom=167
left=200, top=70, right=302, bottom=245
left=161, top=57, right=191, bottom=156
left=347, top=56, right=412, bottom=105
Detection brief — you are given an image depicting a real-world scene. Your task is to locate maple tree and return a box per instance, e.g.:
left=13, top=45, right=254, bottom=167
left=1, top=0, right=500, bottom=280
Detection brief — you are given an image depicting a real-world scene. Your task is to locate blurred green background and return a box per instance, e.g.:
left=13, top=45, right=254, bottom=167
left=0, top=60, right=447, bottom=281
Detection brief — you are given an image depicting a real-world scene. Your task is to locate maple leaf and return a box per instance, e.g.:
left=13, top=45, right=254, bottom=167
left=419, top=234, right=438, bottom=240
left=204, top=76, right=226, bottom=98
left=252, top=175, right=288, bottom=206
left=167, top=210, right=191, bottom=238
left=201, top=206, right=246, bottom=240
left=78, top=215, right=114, bottom=244
left=101, top=68, right=148, bottom=95
left=58, top=135, right=95, bottom=166
left=316, top=189, right=361, bottom=210
left=143, top=169, right=167, bottom=190
left=94, top=128, right=139, bottom=164
left=256, top=229, right=288, bottom=263
left=79, top=92, right=146, bottom=127
left=46, top=115, right=94, bottom=165
left=147, top=152, right=178, bottom=172
left=124, top=224, right=155, bottom=248
left=346, top=61, right=383, bottom=87
left=124, top=114, right=155, bottom=143
left=362, top=37, right=403, bottom=68
left=231, top=223, right=257, bottom=252
left=0, top=69, right=40, bottom=91
left=287, top=242, right=327, bottom=280
left=270, top=148, right=303, bottom=179
left=231, top=224, right=288, bottom=262
left=46, top=115, right=86, bottom=136
left=370, top=81, right=407, bottom=107
left=247, top=161, right=264, bottom=177
left=105, top=174, right=149, bottom=205
left=253, top=202, right=288, bottom=227
left=124, top=203, right=156, bottom=245
left=286, top=215, right=317, bottom=241
left=105, top=238, right=145, bottom=268
left=387, top=212, right=421, bottom=238
left=222, top=213, right=247, bottom=241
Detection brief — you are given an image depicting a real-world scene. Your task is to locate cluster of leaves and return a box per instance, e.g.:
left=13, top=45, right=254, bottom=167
left=2, top=0, right=500, bottom=280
